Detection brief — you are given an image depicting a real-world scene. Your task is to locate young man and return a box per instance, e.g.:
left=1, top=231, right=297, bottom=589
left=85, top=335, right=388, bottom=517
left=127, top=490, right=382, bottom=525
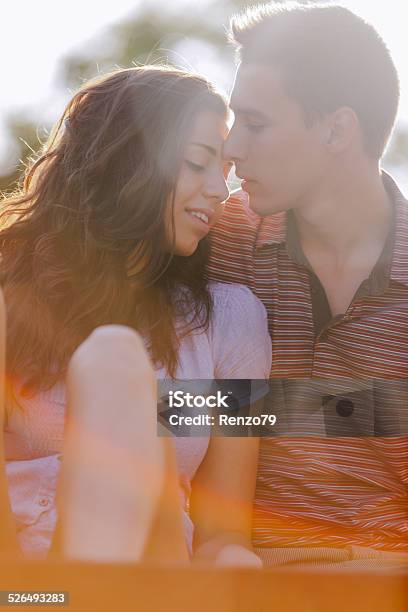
left=208, top=2, right=408, bottom=568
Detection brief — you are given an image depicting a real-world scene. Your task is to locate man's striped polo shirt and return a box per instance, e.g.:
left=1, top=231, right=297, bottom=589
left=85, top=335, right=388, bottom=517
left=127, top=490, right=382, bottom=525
left=207, top=172, right=408, bottom=552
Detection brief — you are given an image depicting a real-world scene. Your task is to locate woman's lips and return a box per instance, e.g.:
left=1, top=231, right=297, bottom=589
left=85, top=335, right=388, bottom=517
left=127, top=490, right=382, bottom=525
left=185, top=210, right=211, bottom=233
left=187, top=210, right=209, bottom=224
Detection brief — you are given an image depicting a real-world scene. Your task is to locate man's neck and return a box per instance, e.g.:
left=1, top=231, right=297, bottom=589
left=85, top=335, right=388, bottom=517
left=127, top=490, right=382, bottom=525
left=293, top=162, right=392, bottom=265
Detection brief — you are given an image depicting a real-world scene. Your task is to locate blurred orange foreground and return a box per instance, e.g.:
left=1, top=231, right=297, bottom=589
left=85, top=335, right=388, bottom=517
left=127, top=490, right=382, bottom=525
left=0, top=560, right=407, bottom=612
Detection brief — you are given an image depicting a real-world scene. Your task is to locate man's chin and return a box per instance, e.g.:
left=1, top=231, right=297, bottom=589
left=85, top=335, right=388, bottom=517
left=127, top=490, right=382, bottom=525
left=248, top=194, right=285, bottom=217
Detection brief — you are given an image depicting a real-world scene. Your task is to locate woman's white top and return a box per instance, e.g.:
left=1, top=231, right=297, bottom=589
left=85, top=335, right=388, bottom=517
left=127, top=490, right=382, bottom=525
left=4, top=282, right=272, bottom=558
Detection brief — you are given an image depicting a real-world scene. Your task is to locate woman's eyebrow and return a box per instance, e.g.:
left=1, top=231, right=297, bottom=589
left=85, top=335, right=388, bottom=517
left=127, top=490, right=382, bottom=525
left=189, top=142, right=217, bottom=156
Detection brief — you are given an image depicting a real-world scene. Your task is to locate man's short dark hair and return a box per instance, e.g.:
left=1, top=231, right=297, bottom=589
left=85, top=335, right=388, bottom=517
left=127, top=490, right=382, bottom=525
left=229, top=2, right=400, bottom=159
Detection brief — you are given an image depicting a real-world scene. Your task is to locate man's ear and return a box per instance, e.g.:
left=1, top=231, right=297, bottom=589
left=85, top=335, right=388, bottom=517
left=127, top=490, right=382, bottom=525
left=324, top=107, right=359, bottom=154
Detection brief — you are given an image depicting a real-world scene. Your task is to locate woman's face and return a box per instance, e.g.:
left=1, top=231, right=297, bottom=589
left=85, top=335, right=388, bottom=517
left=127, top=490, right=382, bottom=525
left=168, top=110, right=231, bottom=256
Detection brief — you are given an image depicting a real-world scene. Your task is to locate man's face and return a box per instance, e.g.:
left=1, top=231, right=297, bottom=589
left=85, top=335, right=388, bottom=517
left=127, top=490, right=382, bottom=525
left=224, top=63, right=330, bottom=216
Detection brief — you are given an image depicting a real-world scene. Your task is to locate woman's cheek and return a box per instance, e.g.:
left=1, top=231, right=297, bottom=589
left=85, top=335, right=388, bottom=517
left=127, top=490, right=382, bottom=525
left=175, top=169, right=200, bottom=209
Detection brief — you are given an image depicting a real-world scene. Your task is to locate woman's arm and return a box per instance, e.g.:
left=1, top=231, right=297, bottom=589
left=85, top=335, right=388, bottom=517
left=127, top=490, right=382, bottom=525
left=0, top=287, right=20, bottom=555
left=189, top=284, right=272, bottom=567
left=190, top=435, right=262, bottom=567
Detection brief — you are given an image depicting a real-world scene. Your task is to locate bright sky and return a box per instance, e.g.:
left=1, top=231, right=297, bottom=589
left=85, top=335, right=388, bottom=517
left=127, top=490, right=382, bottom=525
left=1, top=0, right=407, bottom=174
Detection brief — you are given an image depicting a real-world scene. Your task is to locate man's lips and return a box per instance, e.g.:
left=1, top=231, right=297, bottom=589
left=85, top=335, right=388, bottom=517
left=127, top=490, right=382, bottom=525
left=236, top=172, right=258, bottom=192
left=241, top=179, right=258, bottom=193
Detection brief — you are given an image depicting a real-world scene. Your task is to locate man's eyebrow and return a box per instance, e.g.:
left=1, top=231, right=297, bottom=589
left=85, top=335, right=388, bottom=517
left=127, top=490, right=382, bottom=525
left=230, top=106, right=268, bottom=120
left=189, top=142, right=217, bottom=155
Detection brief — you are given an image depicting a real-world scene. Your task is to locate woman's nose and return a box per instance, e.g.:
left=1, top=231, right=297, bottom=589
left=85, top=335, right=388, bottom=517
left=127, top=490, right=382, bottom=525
left=204, top=176, right=229, bottom=204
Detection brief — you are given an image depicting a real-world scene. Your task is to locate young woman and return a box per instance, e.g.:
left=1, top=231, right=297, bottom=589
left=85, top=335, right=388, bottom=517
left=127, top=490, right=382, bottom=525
left=0, top=66, right=271, bottom=565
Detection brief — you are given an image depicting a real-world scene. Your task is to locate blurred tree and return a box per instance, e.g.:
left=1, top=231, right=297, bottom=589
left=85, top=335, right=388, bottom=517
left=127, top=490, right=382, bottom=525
left=0, top=117, right=49, bottom=193
left=385, top=128, right=408, bottom=168
left=1, top=0, right=259, bottom=191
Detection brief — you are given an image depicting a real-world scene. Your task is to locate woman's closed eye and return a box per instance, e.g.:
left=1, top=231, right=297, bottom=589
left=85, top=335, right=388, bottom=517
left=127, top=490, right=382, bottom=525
left=246, top=123, right=266, bottom=133
left=185, top=160, right=206, bottom=172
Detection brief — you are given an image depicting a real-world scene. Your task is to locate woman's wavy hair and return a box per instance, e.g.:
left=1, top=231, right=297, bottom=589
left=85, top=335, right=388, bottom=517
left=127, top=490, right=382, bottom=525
left=0, top=65, right=228, bottom=395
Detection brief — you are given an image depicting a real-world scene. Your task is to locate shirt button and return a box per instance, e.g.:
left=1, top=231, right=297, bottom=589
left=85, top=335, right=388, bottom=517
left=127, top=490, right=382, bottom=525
left=39, top=498, right=49, bottom=507
left=336, top=398, right=354, bottom=417
left=225, top=394, right=239, bottom=411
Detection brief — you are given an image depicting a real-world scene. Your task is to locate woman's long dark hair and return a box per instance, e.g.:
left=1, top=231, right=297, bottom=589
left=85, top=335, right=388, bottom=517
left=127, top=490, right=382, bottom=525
left=0, top=66, right=227, bottom=395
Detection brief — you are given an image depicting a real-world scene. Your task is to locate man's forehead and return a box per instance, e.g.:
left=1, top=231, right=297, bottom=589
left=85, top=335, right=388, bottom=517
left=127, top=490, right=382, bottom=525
left=229, top=63, right=283, bottom=112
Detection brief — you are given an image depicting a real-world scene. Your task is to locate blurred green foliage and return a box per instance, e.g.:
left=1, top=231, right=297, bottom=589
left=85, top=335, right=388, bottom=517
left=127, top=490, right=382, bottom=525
left=1, top=0, right=407, bottom=193
left=1, top=0, right=260, bottom=192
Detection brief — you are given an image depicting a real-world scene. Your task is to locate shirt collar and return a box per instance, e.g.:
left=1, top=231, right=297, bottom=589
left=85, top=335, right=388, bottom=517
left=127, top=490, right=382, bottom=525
left=253, top=170, right=408, bottom=289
